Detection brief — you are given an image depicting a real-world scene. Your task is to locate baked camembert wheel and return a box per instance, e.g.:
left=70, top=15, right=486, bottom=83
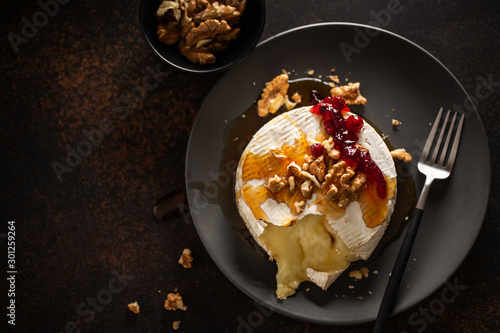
left=235, top=96, right=397, bottom=299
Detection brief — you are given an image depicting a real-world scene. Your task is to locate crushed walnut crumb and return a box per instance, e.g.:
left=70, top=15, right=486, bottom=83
left=392, top=119, right=401, bottom=126
left=349, top=267, right=369, bottom=280
left=172, top=321, right=181, bottom=330
left=164, top=293, right=187, bottom=311
left=291, top=92, right=302, bottom=103
left=127, top=302, right=140, bottom=314
left=178, top=248, right=194, bottom=269
left=329, top=75, right=340, bottom=84
left=349, top=270, right=363, bottom=280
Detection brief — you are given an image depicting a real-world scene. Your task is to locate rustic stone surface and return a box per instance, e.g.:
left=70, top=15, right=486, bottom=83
left=0, top=0, right=498, bottom=331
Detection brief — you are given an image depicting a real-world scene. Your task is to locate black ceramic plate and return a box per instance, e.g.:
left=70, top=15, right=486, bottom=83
left=185, top=23, right=490, bottom=325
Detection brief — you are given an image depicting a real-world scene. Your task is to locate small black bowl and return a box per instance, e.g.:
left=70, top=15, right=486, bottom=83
left=139, top=0, right=266, bottom=74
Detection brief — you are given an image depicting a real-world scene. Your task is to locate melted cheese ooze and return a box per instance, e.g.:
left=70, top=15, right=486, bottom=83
left=235, top=106, right=397, bottom=299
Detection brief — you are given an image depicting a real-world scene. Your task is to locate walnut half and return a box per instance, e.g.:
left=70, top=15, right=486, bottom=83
left=257, top=73, right=290, bottom=117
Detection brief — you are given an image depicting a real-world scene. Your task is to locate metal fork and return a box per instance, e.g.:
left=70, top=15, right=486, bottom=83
left=373, top=108, right=465, bottom=333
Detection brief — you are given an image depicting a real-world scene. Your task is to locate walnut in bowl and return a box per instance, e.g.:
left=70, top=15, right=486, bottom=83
left=139, top=0, right=266, bottom=74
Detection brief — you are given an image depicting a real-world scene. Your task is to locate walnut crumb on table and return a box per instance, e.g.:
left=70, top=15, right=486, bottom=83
left=173, top=321, right=181, bottom=330
left=164, top=293, right=187, bottom=311
left=127, top=302, right=140, bottom=314
left=178, top=248, right=193, bottom=269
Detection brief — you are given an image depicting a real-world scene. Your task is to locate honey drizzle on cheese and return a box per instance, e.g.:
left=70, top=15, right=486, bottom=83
left=239, top=124, right=396, bottom=228
left=359, top=176, right=397, bottom=228
left=241, top=133, right=310, bottom=182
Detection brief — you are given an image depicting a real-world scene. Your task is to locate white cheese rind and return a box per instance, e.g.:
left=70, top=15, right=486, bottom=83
left=235, top=105, right=397, bottom=292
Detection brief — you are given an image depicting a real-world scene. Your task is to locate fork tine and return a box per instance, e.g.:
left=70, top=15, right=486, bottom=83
left=430, top=110, right=450, bottom=164
left=438, top=112, right=457, bottom=167
left=421, top=107, right=443, bottom=162
left=445, top=113, right=465, bottom=171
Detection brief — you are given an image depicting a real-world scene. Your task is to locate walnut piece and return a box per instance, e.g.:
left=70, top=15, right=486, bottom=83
left=157, top=1, right=181, bottom=20
left=257, top=73, right=290, bottom=117
left=329, top=75, right=340, bottom=84
left=349, top=267, right=369, bottom=280
left=284, top=95, right=297, bottom=111
left=288, top=176, right=296, bottom=193
left=281, top=216, right=296, bottom=227
left=392, top=119, right=401, bottom=126
left=324, top=183, right=338, bottom=201
left=173, top=321, right=181, bottom=330
left=301, top=154, right=314, bottom=171
left=349, top=270, right=363, bottom=280
left=157, top=22, right=181, bottom=45
left=294, top=200, right=306, bottom=214
left=287, top=161, right=302, bottom=178
left=330, top=82, right=367, bottom=105
left=178, top=248, right=194, bottom=269
left=266, top=174, right=286, bottom=194
left=269, top=147, right=287, bottom=160
left=127, top=302, right=140, bottom=314
left=179, top=41, right=216, bottom=65
left=309, top=155, right=326, bottom=182
left=291, top=92, right=302, bottom=103
left=322, top=137, right=340, bottom=160
left=391, top=148, right=412, bottom=163
left=193, top=2, right=242, bottom=25
left=300, top=170, right=321, bottom=188
left=300, top=179, right=314, bottom=198
left=186, top=19, right=231, bottom=47
left=164, top=293, right=187, bottom=311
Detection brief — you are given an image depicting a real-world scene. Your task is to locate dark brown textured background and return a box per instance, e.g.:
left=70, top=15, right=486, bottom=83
left=1, top=0, right=499, bottom=332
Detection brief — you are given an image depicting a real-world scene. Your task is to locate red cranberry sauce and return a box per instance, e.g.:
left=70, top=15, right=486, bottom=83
left=311, top=143, right=324, bottom=157
left=311, top=96, right=387, bottom=199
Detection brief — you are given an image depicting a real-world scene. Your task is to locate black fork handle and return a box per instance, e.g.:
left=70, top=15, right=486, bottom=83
left=373, top=208, right=424, bottom=333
